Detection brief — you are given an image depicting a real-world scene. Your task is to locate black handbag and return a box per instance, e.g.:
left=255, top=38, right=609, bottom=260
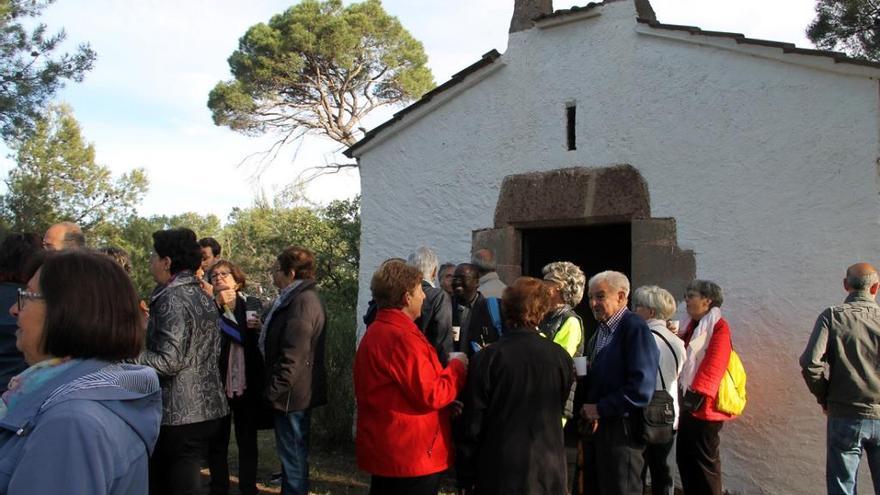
left=639, top=330, right=679, bottom=445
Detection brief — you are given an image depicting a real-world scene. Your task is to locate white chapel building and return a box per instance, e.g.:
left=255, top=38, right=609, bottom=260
left=345, top=0, right=880, bottom=492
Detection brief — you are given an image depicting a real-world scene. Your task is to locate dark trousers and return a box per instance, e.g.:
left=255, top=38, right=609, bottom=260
left=369, top=473, right=441, bottom=495
left=642, top=433, right=675, bottom=495
left=676, top=414, right=723, bottom=495
left=207, top=399, right=261, bottom=495
left=150, top=419, right=221, bottom=495
left=583, top=418, right=646, bottom=495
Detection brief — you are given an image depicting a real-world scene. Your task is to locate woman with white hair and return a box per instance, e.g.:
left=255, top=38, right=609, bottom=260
left=632, top=285, right=686, bottom=495
left=540, top=261, right=586, bottom=357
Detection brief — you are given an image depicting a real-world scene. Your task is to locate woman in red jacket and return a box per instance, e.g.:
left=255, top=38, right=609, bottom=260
left=354, top=260, right=468, bottom=495
left=676, top=279, right=735, bottom=495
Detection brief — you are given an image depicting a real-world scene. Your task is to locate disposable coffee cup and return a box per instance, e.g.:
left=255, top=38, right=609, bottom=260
left=667, top=320, right=680, bottom=334
left=574, top=356, right=588, bottom=377
left=452, top=326, right=460, bottom=342
left=246, top=310, right=259, bottom=324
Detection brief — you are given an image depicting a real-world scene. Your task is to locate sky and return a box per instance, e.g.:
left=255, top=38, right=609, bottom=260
left=2, top=0, right=818, bottom=219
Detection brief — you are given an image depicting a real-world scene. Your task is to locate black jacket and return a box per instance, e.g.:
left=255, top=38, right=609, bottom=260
left=454, top=292, right=502, bottom=356
left=138, top=271, right=229, bottom=425
left=263, top=280, right=327, bottom=412
left=415, top=280, right=453, bottom=365
left=218, top=294, right=267, bottom=405
left=458, top=328, right=575, bottom=494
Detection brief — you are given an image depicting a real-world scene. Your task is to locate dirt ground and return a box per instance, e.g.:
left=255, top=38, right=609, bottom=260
left=203, top=430, right=459, bottom=495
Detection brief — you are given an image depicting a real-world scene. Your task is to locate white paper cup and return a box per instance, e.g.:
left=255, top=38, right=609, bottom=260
left=246, top=310, right=258, bottom=323
left=452, top=326, right=460, bottom=342
left=574, top=356, right=588, bottom=377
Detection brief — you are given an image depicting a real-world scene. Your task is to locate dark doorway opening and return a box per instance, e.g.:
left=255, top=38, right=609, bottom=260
left=521, top=223, right=631, bottom=342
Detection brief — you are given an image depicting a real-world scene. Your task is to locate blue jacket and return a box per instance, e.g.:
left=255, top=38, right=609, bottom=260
left=0, top=359, right=161, bottom=495
left=581, top=311, right=659, bottom=418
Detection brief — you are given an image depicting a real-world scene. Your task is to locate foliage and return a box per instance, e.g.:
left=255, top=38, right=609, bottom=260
left=1, top=104, right=148, bottom=233
left=91, top=212, right=222, bottom=297
left=222, top=196, right=360, bottom=444
left=807, top=0, right=880, bottom=61
left=208, top=0, right=434, bottom=147
left=0, top=0, right=96, bottom=140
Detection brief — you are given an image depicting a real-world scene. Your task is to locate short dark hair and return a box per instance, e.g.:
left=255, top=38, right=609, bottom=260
left=502, top=276, right=553, bottom=328
left=211, top=259, right=246, bottom=290
left=686, top=279, right=724, bottom=309
left=37, top=250, right=144, bottom=360
left=198, top=237, right=221, bottom=257
left=370, top=260, right=422, bottom=310
left=99, top=246, right=132, bottom=274
left=153, top=228, right=202, bottom=275
left=277, top=246, right=316, bottom=280
left=0, top=232, right=42, bottom=283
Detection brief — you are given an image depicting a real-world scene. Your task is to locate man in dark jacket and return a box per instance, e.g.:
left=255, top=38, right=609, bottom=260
left=407, top=247, right=453, bottom=364
left=451, top=263, right=500, bottom=356
left=576, top=270, right=659, bottom=495
left=262, top=246, right=327, bottom=495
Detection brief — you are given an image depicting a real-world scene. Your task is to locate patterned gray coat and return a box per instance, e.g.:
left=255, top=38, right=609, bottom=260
left=137, top=271, right=228, bottom=425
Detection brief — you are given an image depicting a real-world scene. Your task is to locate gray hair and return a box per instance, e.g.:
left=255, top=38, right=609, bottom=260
left=632, top=285, right=676, bottom=320
left=542, top=261, right=586, bottom=307
left=471, top=248, right=496, bottom=273
left=588, top=270, right=630, bottom=298
left=686, top=279, right=724, bottom=308
left=848, top=270, right=880, bottom=291
left=438, top=262, right=456, bottom=275
left=407, top=246, right=439, bottom=281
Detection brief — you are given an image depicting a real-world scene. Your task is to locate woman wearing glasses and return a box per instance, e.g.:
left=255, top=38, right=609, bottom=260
left=206, top=260, right=269, bottom=495
left=136, top=228, right=229, bottom=495
left=0, top=250, right=161, bottom=495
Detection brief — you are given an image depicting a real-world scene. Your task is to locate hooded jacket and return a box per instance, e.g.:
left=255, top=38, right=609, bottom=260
left=0, top=359, right=162, bottom=495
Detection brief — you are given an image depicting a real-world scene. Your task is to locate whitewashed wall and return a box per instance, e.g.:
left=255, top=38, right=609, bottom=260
left=354, top=1, right=880, bottom=492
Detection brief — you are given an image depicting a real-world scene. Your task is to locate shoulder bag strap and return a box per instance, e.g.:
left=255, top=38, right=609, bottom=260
left=651, top=329, right=679, bottom=390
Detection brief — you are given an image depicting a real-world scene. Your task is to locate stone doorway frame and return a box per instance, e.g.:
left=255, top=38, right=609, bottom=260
left=472, top=165, right=696, bottom=298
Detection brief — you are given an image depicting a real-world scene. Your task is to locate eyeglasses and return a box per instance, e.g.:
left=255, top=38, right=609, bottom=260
left=210, top=271, right=232, bottom=281
left=17, top=288, right=44, bottom=308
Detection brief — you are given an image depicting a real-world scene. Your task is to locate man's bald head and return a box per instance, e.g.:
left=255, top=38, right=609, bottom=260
left=43, top=222, right=85, bottom=251
left=845, top=262, right=879, bottom=295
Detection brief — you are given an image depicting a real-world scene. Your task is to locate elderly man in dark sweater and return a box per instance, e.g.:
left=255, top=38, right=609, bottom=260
left=576, top=270, right=659, bottom=495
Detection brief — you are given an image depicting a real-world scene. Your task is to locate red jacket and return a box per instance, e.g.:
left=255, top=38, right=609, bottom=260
left=683, top=317, right=735, bottom=421
left=354, top=308, right=466, bottom=477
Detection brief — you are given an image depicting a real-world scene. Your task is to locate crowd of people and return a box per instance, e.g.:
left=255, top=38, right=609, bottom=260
left=0, top=221, right=877, bottom=495
left=353, top=247, right=745, bottom=495
left=0, top=222, right=326, bottom=495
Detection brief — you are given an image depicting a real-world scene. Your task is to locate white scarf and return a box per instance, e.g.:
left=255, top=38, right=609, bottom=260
left=678, top=306, right=721, bottom=392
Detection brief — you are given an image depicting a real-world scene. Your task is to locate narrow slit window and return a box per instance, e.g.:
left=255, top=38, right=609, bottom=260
left=566, top=105, right=576, bottom=151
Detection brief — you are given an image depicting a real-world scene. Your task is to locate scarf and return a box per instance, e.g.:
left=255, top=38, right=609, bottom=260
left=678, top=306, right=721, bottom=392
left=0, top=357, right=75, bottom=420
left=222, top=296, right=247, bottom=399
left=258, top=280, right=302, bottom=357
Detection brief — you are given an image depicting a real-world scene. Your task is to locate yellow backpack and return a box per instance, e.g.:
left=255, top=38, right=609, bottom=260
left=715, top=350, right=747, bottom=416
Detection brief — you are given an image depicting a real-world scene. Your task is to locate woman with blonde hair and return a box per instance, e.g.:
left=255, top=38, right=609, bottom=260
left=632, top=285, right=686, bottom=495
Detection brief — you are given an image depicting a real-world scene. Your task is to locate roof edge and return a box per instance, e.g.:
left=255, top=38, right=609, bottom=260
left=636, top=18, right=880, bottom=71
left=344, top=50, right=502, bottom=158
